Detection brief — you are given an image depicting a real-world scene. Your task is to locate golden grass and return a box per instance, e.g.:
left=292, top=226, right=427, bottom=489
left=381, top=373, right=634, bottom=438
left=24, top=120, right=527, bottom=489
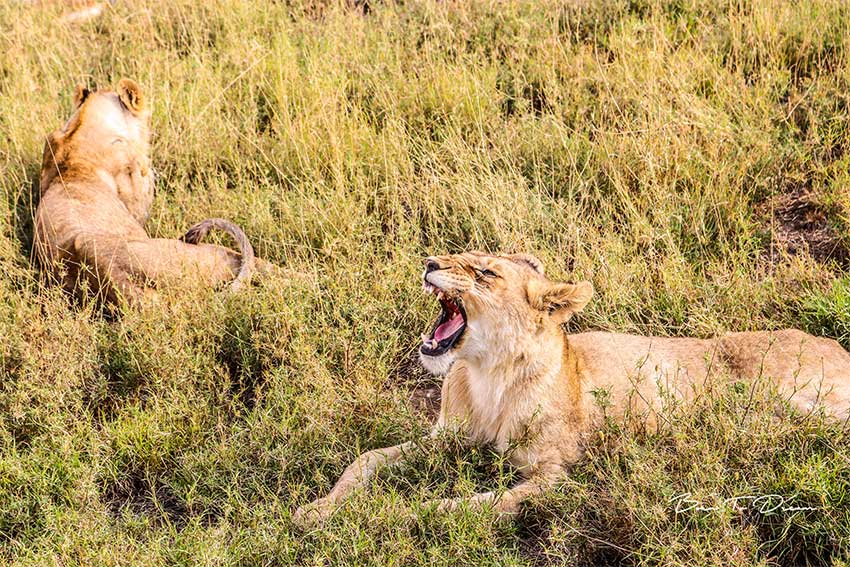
left=0, top=0, right=849, bottom=564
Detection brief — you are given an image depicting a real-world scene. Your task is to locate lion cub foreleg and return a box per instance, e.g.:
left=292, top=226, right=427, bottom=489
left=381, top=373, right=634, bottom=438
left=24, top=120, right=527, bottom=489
left=427, top=463, right=566, bottom=517
left=429, top=364, right=578, bottom=517
left=293, top=441, right=416, bottom=527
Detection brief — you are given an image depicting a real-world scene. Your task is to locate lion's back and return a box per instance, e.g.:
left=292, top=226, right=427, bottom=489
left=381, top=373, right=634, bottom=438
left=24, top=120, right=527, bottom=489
left=720, top=329, right=850, bottom=416
left=568, top=329, right=850, bottom=418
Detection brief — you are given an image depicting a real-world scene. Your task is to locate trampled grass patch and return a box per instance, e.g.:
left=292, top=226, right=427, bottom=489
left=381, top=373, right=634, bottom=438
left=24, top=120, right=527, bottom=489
left=1, top=0, right=849, bottom=564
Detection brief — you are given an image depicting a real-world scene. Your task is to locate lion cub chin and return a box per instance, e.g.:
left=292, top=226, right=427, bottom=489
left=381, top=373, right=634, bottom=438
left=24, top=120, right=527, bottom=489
left=294, top=251, right=850, bottom=527
left=35, top=80, right=274, bottom=306
left=419, top=349, right=454, bottom=376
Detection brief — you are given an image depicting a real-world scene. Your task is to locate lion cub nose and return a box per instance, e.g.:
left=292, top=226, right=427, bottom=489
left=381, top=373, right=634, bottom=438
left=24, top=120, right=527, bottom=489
left=424, top=258, right=441, bottom=274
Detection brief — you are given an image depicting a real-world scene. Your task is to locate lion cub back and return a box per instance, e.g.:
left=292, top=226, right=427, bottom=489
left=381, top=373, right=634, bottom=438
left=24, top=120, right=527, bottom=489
left=719, top=329, right=850, bottom=416
left=568, top=329, right=850, bottom=421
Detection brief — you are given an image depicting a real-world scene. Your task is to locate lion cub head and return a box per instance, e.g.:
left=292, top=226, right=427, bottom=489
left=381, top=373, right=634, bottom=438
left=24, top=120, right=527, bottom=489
left=40, top=79, right=153, bottom=223
left=419, top=252, right=593, bottom=375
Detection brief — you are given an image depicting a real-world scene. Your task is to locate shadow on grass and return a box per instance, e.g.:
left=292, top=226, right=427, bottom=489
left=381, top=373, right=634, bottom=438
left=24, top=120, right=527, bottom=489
left=101, top=469, right=223, bottom=531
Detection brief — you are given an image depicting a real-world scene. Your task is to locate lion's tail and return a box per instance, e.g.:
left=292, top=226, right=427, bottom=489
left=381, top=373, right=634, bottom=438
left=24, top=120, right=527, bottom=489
left=180, top=218, right=256, bottom=292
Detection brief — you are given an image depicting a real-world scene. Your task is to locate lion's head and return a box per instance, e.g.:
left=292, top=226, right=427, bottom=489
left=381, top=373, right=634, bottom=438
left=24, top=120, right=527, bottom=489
left=419, top=252, right=593, bottom=375
left=40, top=79, right=153, bottom=223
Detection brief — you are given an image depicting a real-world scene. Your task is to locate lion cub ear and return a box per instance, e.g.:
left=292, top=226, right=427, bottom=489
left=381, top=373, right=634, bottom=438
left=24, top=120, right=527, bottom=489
left=117, top=79, right=145, bottom=115
left=527, top=279, right=593, bottom=324
left=73, top=84, right=91, bottom=108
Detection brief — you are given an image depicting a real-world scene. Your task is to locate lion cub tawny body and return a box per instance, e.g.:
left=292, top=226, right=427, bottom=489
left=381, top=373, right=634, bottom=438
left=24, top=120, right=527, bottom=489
left=295, top=252, right=850, bottom=525
left=35, top=80, right=270, bottom=305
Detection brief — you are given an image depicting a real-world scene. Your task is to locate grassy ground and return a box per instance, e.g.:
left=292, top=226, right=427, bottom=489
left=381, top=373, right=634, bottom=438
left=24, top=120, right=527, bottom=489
left=1, top=0, right=850, bottom=564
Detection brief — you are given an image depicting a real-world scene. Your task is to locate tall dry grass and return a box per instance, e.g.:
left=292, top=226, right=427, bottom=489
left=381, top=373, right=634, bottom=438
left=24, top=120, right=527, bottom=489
left=0, top=0, right=849, bottom=564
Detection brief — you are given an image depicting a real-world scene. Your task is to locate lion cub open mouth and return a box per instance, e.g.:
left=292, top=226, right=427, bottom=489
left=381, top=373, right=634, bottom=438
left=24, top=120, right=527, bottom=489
left=420, top=280, right=467, bottom=356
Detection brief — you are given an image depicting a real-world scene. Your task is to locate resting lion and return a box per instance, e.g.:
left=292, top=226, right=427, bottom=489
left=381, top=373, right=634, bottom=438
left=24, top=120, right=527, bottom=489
left=294, top=251, right=850, bottom=525
left=35, top=79, right=272, bottom=305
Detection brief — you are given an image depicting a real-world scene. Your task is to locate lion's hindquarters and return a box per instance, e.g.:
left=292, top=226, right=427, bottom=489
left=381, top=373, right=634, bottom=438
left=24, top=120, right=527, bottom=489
left=720, top=330, right=850, bottom=417
left=51, top=235, right=245, bottom=305
left=570, top=330, right=850, bottom=422
left=126, top=238, right=243, bottom=286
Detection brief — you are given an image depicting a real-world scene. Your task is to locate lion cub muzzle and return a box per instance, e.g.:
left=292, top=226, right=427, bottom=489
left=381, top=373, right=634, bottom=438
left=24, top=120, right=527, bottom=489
left=420, top=256, right=470, bottom=361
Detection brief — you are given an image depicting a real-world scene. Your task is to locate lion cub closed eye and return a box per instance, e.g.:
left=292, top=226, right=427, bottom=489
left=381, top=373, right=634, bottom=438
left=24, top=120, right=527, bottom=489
left=294, top=251, right=850, bottom=526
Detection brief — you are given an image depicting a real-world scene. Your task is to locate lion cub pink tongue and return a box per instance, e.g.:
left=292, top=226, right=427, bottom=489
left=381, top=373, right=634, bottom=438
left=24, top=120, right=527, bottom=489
left=435, top=312, right=464, bottom=342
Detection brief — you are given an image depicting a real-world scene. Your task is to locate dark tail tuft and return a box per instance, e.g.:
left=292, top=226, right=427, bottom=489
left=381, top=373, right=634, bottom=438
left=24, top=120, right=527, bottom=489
left=181, top=218, right=256, bottom=291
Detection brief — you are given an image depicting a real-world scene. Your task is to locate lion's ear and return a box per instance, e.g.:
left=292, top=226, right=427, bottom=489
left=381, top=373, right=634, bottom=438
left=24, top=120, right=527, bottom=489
left=73, top=84, right=91, bottom=108
left=527, top=279, right=593, bottom=324
left=117, top=79, right=145, bottom=115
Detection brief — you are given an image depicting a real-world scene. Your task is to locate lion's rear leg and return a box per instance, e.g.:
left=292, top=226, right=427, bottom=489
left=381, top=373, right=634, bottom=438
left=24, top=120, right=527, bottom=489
left=123, top=238, right=243, bottom=286
left=720, top=331, right=850, bottom=420
left=75, top=236, right=243, bottom=304
left=73, top=237, right=148, bottom=305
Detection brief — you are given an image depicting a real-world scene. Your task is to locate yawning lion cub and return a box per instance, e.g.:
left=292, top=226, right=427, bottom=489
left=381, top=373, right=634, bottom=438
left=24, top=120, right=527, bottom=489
left=35, top=79, right=271, bottom=305
left=295, top=251, right=850, bottom=525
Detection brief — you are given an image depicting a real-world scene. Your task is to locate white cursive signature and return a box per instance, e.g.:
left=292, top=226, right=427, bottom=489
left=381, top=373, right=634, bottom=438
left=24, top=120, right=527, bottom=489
left=671, top=492, right=818, bottom=515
